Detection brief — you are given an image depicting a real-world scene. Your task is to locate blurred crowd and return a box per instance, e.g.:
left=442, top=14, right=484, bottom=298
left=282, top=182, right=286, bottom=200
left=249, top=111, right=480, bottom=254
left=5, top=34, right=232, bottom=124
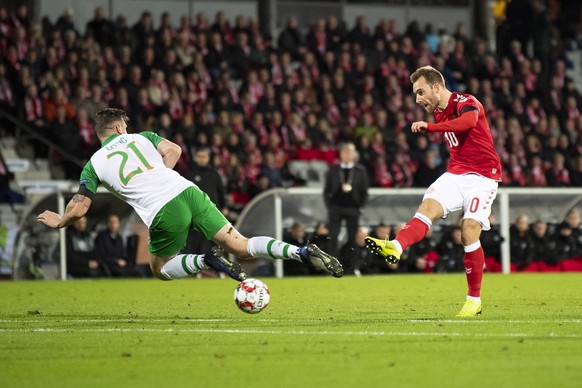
left=0, top=3, right=581, bottom=207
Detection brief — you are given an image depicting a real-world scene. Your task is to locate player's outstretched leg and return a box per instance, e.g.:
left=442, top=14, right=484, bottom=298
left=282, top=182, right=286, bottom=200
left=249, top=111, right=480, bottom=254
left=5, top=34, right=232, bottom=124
left=204, top=246, right=247, bottom=281
left=364, top=237, right=402, bottom=264
left=245, top=237, right=343, bottom=278
left=298, top=243, right=344, bottom=278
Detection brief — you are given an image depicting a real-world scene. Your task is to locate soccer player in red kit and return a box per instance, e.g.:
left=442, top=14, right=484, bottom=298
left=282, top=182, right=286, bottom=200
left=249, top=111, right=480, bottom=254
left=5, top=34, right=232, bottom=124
left=365, top=66, right=502, bottom=316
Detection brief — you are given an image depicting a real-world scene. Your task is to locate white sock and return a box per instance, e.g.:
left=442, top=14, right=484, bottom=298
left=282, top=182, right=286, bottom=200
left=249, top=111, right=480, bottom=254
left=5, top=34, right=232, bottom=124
left=467, top=295, right=481, bottom=302
left=392, top=240, right=403, bottom=253
left=160, top=254, right=209, bottom=280
left=247, top=236, right=301, bottom=261
left=414, top=212, right=433, bottom=228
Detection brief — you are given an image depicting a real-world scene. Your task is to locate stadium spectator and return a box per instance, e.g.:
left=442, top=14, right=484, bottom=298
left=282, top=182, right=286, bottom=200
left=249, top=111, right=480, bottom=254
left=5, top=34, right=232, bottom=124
left=44, top=87, right=75, bottom=123
left=551, top=221, right=578, bottom=262
left=340, top=226, right=389, bottom=276
left=94, top=214, right=142, bottom=277
left=49, top=105, right=83, bottom=179
left=282, top=221, right=311, bottom=276
left=0, top=62, right=15, bottom=112
left=414, top=149, right=443, bottom=187
left=66, top=216, right=107, bottom=278
left=402, top=227, right=437, bottom=273
left=81, top=83, right=108, bottom=120
left=546, top=152, right=571, bottom=186
left=183, top=147, right=227, bottom=255
left=323, top=142, right=369, bottom=255
left=527, top=219, right=557, bottom=271
left=481, top=213, right=504, bottom=272
left=309, top=221, right=334, bottom=261
left=562, top=209, right=582, bottom=256
left=510, top=214, right=534, bottom=271
left=131, top=11, right=155, bottom=53
left=55, top=9, right=75, bottom=35
left=434, top=226, right=465, bottom=273
left=260, top=151, right=285, bottom=188
left=85, top=6, right=114, bottom=46
left=277, top=17, right=305, bottom=60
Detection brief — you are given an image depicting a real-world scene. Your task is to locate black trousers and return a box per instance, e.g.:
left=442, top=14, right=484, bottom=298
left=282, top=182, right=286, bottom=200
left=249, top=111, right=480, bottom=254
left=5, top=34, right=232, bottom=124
left=327, top=205, right=361, bottom=256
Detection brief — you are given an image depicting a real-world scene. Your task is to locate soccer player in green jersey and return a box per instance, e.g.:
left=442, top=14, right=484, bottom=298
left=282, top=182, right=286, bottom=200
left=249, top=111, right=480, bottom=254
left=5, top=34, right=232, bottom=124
left=37, top=108, right=343, bottom=280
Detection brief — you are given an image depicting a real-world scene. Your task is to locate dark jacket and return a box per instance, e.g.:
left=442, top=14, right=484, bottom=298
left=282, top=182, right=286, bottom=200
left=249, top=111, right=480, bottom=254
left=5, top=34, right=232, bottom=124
left=323, top=164, right=369, bottom=210
left=434, top=234, right=465, bottom=273
left=95, top=231, right=127, bottom=266
left=510, top=226, right=535, bottom=270
left=183, top=164, right=226, bottom=210
left=66, top=227, right=106, bottom=278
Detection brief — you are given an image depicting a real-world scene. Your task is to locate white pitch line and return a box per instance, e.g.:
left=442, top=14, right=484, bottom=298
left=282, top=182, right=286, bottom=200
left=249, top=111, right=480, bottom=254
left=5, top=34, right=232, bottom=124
left=0, top=327, right=580, bottom=338
left=0, top=318, right=581, bottom=324
left=0, top=318, right=234, bottom=323
left=407, top=319, right=582, bottom=324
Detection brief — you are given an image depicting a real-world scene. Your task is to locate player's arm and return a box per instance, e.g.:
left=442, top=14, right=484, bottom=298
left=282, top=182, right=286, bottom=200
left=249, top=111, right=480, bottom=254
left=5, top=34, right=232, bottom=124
left=157, top=139, right=182, bottom=169
left=37, top=186, right=93, bottom=229
left=425, top=107, right=479, bottom=133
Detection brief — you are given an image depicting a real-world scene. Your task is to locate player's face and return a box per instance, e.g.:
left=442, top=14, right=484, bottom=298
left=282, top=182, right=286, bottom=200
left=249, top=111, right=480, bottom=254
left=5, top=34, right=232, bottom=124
left=413, top=77, right=439, bottom=113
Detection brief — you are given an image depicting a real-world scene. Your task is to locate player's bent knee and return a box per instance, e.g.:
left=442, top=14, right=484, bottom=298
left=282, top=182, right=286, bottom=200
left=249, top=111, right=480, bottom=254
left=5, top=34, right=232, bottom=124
left=461, top=219, right=482, bottom=245
left=418, top=199, right=444, bottom=221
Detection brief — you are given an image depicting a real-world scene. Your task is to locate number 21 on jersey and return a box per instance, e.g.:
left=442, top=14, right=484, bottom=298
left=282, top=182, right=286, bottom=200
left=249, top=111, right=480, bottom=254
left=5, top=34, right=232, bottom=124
left=107, top=141, right=154, bottom=185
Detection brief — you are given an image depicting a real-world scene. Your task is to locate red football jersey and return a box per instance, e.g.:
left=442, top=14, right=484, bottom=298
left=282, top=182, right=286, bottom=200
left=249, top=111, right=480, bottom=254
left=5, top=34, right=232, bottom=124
left=427, top=92, right=502, bottom=181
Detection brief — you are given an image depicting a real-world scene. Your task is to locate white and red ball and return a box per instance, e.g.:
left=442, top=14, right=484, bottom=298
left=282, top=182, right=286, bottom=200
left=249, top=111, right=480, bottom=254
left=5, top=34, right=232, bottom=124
left=234, top=278, right=270, bottom=314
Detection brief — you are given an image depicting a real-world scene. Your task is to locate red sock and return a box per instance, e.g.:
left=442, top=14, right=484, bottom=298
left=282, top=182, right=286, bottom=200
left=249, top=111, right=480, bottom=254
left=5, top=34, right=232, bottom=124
left=464, top=243, right=485, bottom=298
left=395, top=215, right=430, bottom=251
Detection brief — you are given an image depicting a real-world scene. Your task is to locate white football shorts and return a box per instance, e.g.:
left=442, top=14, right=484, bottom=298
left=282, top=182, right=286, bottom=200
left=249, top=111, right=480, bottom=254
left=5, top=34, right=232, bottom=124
left=423, top=172, right=498, bottom=231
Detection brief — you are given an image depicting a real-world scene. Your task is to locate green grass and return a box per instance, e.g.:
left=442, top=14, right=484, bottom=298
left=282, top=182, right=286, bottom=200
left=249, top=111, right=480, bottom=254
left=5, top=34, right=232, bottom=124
left=1, top=274, right=581, bottom=388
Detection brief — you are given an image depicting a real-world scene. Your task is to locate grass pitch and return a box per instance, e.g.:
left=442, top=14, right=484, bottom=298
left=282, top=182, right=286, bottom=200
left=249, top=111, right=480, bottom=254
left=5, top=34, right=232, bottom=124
left=1, top=273, right=581, bottom=388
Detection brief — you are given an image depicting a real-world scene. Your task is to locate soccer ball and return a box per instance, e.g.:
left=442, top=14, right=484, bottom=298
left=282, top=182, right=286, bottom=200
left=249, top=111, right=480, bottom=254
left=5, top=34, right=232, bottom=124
left=234, top=278, right=270, bottom=314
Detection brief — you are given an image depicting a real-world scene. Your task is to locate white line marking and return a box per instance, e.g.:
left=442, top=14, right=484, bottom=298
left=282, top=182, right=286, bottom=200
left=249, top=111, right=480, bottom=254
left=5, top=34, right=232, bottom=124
left=0, top=327, right=580, bottom=338
left=1, top=319, right=581, bottom=324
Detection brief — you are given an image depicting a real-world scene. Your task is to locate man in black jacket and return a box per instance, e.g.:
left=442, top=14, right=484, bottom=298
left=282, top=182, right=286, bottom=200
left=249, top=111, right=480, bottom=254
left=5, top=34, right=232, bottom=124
left=66, top=216, right=107, bottom=278
left=183, top=147, right=227, bottom=255
left=94, top=214, right=142, bottom=277
left=323, top=142, right=369, bottom=255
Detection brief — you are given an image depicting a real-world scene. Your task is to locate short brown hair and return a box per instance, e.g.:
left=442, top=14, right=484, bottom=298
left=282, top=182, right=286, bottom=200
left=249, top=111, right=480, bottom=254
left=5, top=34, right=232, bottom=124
left=94, top=108, right=129, bottom=138
left=410, top=66, right=445, bottom=87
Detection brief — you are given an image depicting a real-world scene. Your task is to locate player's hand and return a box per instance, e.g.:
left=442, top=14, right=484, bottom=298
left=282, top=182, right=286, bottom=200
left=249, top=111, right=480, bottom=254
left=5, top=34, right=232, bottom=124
left=37, top=211, right=62, bottom=229
left=411, top=121, right=428, bottom=133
